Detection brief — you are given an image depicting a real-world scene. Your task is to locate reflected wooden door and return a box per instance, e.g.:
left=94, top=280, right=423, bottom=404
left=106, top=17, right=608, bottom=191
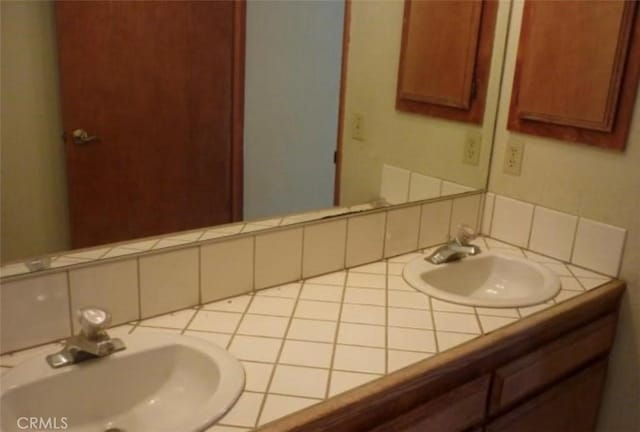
left=56, top=0, right=244, bottom=248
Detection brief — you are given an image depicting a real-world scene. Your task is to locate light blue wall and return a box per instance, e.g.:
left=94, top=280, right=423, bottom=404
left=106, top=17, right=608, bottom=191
left=243, top=0, right=344, bottom=220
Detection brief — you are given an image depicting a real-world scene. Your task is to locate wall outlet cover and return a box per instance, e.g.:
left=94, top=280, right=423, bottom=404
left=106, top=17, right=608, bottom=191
left=463, top=131, right=482, bottom=166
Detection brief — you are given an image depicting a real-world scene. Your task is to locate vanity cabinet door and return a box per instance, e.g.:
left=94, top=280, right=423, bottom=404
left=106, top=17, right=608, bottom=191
left=507, top=0, right=640, bottom=150
left=486, top=360, right=607, bottom=432
left=396, top=0, right=498, bottom=124
left=488, top=313, right=616, bottom=415
left=368, top=375, right=490, bottom=432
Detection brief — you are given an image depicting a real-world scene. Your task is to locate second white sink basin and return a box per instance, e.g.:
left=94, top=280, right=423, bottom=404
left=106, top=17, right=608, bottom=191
left=404, top=252, right=561, bottom=308
left=0, top=333, right=244, bottom=432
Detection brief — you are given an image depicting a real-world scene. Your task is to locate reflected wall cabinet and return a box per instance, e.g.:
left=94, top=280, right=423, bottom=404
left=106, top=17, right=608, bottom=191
left=508, top=0, right=640, bottom=150
left=396, top=0, right=498, bottom=124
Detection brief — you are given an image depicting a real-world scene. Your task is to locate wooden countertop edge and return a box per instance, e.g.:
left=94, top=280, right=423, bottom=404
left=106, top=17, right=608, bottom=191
left=256, top=280, right=626, bottom=432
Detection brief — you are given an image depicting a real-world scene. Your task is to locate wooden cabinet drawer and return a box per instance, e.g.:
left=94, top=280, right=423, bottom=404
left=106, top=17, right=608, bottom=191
left=486, top=360, right=607, bottom=432
left=489, top=313, right=616, bottom=415
left=368, top=375, right=490, bottom=432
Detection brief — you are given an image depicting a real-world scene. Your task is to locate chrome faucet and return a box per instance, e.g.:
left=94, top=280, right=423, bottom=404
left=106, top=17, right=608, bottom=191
left=426, top=225, right=482, bottom=265
left=46, top=307, right=126, bottom=368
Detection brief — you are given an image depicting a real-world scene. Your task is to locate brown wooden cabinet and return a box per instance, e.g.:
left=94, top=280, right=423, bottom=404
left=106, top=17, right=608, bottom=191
left=486, top=360, right=607, bottom=432
left=396, top=0, right=498, bottom=124
left=508, top=0, right=640, bottom=150
left=368, top=375, right=490, bottom=432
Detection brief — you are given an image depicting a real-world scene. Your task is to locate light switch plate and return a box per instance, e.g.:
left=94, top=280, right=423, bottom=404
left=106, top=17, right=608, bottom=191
left=352, top=113, right=365, bottom=141
left=504, top=138, right=525, bottom=175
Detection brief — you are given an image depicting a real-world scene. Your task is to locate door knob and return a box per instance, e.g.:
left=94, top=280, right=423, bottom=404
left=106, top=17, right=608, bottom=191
left=72, top=129, right=99, bottom=144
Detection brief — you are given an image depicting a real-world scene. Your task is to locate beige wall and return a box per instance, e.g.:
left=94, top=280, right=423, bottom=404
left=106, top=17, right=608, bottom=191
left=1, top=1, right=70, bottom=262
left=339, top=0, right=510, bottom=206
left=489, top=2, right=639, bottom=430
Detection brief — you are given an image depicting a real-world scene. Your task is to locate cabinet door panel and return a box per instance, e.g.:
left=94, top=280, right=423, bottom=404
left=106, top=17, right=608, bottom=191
left=396, top=0, right=498, bottom=124
left=368, top=375, right=490, bottom=432
left=508, top=0, right=640, bottom=150
left=487, top=360, right=607, bottom=432
left=515, top=1, right=635, bottom=131
left=399, top=0, right=482, bottom=109
left=489, top=313, right=616, bottom=415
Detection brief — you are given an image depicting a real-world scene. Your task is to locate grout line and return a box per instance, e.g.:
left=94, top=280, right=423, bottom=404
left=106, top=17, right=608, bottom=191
left=488, top=193, right=497, bottom=236
left=64, top=270, right=74, bottom=335
left=299, top=227, right=306, bottom=280
left=343, top=217, right=351, bottom=268
left=525, top=204, right=536, bottom=249
left=251, top=235, right=257, bottom=293
left=136, top=257, right=143, bottom=320
left=179, top=309, right=200, bottom=336
left=416, top=202, right=424, bottom=250
left=223, top=291, right=257, bottom=351
left=381, top=210, right=389, bottom=259
left=384, top=260, right=389, bottom=374
left=568, top=216, right=581, bottom=264
left=473, top=307, right=485, bottom=335
left=446, top=199, right=454, bottom=240
left=254, top=275, right=304, bottom=427
left=324, top=263, right=350, bottom=399
left=427, top=297, right=440, bottom=353
left=197, top=246, right=202, bottom=305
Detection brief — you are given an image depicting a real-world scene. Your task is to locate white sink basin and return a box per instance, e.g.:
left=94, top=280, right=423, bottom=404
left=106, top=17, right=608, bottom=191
left=403, top=252, right=561, bottom=307
left=0, top=334, right=244, bottom=432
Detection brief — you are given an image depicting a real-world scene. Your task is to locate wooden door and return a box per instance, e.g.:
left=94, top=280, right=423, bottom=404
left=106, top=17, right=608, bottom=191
left=55, top=0, right=244, bottom=248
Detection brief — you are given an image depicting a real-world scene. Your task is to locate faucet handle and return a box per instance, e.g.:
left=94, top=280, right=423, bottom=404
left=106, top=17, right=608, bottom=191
left=77, top=307, right=112, bottom=340
left=455, top=224, right=478, bottom=245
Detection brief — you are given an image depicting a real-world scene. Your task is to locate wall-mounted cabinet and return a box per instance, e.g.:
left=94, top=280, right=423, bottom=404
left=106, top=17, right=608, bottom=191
left=396, top=0, right=498, bottom=124
left=508, top=0, right=640, bottom=150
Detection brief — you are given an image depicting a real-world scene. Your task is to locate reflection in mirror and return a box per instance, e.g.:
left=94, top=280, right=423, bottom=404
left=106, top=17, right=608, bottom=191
left=339, top=0, right=508, bottom=206
left=0, top=0, right=510, bottom=270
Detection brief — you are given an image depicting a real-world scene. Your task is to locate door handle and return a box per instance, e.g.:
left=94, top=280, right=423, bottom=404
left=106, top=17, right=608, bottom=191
left=72, top=129, right=99, bottom=145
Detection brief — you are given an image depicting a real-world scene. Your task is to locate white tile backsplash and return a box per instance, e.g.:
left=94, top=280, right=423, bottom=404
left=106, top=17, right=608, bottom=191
left=481, top=193, right=495, bottom=235
left=69, top=259, right=139, bottom=331
left=380, top=164, right=410, bottom=204
left=572, top=218, right=626, bottom=277
left=201, top=237, right=254, bottom=303
left=450, top=194, right=482, bottom=236
left=139, top=248, right=199, bottom=318
left=10, top=189, right=627, bottom=359
left=384, top=205, right=421, bottom=257
left=491, top=196, right=534, bottom=247
left=345, top=213, right=386, bottom=267
left=529, top=206, right=578, bottom=261
left=419, top=200, right=452, bottom=248
left=408, top=173, right=442, bottom=201
left=1, top=273, right=71, bottom=354
left=255, top=228, right=303, bottom=290
left=441, top=181, right=474, bottom=196
left=302, top=220, right=347, bottom=278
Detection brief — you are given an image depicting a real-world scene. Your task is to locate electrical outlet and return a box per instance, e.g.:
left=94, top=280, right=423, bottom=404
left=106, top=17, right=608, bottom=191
left=503, top=139, right=525, bottom=175
left=463, top=131, right=482, bottom=165
left=352, top=112, right=365, bottom=141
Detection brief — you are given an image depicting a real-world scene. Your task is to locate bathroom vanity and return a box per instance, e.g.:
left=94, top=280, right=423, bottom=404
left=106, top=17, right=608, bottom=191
left=257, top=280, right=623, bottom=432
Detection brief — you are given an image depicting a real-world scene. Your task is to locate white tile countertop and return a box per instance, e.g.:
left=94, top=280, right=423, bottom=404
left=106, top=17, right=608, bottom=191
left=0, top=237, right=612, bottom=431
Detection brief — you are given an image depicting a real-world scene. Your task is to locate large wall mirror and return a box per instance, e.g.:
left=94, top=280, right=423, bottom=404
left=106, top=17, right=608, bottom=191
left=0, top=0, right=511, bottom=270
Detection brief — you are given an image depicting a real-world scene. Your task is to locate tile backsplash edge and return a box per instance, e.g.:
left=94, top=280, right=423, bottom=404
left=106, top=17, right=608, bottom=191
left=0, top=192, right=482, bottom=354
left=481, top=192, right=627, bottom=278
